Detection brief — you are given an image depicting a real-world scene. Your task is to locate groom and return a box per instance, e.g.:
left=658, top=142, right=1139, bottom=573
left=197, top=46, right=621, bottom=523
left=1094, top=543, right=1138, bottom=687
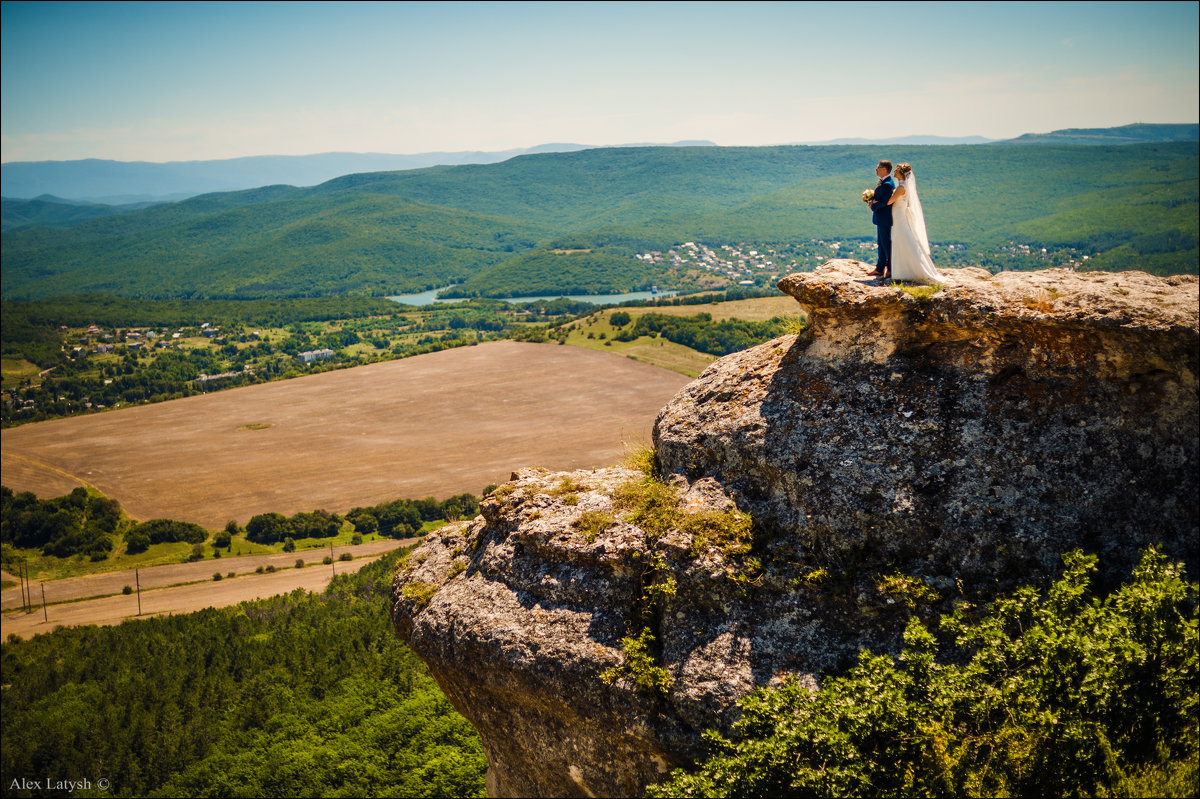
left=867, top=160, right=894, bottom=279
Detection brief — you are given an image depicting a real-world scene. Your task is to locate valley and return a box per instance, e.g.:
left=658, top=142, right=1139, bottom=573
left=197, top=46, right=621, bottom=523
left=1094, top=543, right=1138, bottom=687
left=1, top=340, right=691, bottom=529
left=3, top=142, right=1196, bottom=304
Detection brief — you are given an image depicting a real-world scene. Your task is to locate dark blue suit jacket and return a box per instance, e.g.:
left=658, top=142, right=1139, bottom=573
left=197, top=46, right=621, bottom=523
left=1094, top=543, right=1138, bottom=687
left=871, top=176, right=895, bottom=227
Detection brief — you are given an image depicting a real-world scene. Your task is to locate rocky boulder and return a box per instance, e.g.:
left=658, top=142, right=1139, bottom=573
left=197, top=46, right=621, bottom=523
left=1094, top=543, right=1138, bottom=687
left=393, top=262, right=1198, bottom=797
left=657, top=260, right=1198, bottom=585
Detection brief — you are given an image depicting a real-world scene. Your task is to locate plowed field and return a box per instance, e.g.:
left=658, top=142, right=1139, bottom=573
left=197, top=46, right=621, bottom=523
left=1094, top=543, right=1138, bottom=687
left=2, top=341, right=690, bottom=528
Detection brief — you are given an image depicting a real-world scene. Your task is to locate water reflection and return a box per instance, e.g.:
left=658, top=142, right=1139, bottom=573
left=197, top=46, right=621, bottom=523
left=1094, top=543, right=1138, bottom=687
left=387, top=286, right=677, bottom=307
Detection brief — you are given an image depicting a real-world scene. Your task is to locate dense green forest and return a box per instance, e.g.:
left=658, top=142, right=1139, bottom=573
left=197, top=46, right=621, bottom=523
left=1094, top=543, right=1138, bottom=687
left=0, top=550, right=488, bottom=798
left=440, top=247, right=664, bottom=299
left=0, top=486, right=122, bottom=560
left=651, top=547, right=1198, bottom=798
left=612, top=312, right=790, bottom=356
left=0, top=196, right=159, bottom=232
left=3, top=142, right=1196, bottom=301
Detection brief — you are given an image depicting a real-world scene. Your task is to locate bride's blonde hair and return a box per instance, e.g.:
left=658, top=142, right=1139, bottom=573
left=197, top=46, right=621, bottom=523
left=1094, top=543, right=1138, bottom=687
left=895, top=162, right=913, bottom=179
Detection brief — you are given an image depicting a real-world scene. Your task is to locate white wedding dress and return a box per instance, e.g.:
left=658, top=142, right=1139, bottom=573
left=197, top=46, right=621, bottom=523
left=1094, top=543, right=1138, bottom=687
left=890, top=173, right=943, bottom=284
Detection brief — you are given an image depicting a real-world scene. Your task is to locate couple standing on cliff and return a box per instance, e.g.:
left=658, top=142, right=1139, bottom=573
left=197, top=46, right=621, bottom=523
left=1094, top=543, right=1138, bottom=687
left=865, top=159, right=942, bottom=285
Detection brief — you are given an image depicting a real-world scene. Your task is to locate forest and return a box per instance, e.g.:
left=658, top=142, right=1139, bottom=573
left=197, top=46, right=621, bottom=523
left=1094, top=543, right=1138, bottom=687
left=2, top=542, right=1193, bottom=797
left=612, top=312, right=790, bottom=356
left=2, top=142, right=1195, bottom=302
left=1, top=550, right=488, bottom=798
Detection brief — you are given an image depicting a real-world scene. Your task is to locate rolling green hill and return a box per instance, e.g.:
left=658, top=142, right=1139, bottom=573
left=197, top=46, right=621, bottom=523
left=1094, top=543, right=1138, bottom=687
left=2, top=142, right=1196, bottom=301
left=1002, top=122, right=1198, bottom=145
left=0, top=195, right=160, bottom=232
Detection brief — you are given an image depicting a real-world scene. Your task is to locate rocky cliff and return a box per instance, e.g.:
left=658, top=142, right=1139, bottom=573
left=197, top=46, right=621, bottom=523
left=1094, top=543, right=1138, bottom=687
left=393, top=261, right=1198, bottom=798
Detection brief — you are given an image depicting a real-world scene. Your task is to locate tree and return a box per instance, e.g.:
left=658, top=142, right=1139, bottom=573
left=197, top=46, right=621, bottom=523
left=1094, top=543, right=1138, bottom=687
left=246, top=512, right=290, bottom=544
left=376, top=502, right=422, bottom=538
left=347, top=509, right=378, bottom=535
left=125, top=531, right=151, bottom=555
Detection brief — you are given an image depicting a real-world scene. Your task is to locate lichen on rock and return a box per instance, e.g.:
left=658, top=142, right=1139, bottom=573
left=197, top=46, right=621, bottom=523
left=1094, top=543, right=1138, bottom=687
left=393, top=261, right=1198, bottom=798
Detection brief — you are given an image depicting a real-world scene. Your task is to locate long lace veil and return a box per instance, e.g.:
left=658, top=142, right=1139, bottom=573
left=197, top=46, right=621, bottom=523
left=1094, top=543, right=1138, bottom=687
left=906, top=171, right=932, bottom=255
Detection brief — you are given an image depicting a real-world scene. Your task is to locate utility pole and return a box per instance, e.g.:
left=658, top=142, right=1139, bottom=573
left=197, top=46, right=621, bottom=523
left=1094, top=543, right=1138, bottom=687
left=41, top=584, right=47, bottom=622
left=19, top=563, right=28, bottom=612
left=135, top=568, right=142, bottom=615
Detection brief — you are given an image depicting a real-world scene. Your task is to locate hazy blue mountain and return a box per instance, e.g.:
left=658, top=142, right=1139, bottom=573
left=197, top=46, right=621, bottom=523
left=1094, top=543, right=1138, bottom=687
left=5, top=124, right=1190, bottom=204
left=799, top=135, right=997, bottom=145
left=797, top=124, right=1199, bottom=146
left=999, top=122, right=1198, bottom=145
left=0, top=141, right=716, bottom=204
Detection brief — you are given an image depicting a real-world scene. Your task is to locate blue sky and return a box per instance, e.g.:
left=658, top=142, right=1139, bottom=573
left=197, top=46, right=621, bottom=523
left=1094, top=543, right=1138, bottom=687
left=2, top=0, right=1197, bottom=163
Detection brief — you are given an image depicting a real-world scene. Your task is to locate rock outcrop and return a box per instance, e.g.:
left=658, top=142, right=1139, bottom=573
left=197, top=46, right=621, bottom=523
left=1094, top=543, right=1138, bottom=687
left=393, top=262, right=1198, bottom=798
left=657, top=260, right=1198, bottom=586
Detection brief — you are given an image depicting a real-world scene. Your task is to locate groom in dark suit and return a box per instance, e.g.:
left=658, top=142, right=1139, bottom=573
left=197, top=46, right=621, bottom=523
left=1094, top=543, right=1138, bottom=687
left=867, top=160, right=894, bottom=278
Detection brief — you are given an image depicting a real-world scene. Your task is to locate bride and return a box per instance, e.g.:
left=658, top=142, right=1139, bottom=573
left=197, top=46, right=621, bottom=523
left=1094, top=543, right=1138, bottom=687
left=886, top=162, right=943, bottom=284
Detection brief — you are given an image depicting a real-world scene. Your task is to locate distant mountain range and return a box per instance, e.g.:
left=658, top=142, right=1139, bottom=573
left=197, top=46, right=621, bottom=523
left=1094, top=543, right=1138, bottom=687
left=1001, top=122, right=1198, bottom=145
left=2, top=124, right=1193, bottom=205
left=801, top=123, right=1198, bottom=148
left=799, top=135, right=997, bottom=145
left=0, top=141, right=716, bottom=205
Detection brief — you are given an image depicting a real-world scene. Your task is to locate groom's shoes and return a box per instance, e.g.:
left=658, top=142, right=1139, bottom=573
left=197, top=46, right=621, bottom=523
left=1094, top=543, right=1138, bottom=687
left=867, top=269, right=884, bottom=277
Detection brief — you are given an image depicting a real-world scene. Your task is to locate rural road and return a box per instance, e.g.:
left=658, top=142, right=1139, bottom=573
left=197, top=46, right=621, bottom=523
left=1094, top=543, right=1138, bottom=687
left=1, top=538, right=415, bottom=640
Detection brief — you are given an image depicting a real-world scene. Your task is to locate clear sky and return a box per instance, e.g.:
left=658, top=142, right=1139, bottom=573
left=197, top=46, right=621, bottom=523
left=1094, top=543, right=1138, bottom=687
left=2, top=0, right=1197, bottom=163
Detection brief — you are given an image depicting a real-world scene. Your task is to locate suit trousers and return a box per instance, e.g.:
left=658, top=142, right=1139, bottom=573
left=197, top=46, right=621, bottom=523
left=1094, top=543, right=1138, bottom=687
left=876, top=223, right=892, bottom=269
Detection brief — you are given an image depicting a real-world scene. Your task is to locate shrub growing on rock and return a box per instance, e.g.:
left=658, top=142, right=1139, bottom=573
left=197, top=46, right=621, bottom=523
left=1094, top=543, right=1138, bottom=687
left=649, top=547, right=1198, bottom=798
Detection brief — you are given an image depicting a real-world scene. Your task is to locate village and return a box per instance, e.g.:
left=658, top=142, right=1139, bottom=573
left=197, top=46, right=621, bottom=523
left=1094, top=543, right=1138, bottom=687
left=637, top=238, right=1090, bottom=285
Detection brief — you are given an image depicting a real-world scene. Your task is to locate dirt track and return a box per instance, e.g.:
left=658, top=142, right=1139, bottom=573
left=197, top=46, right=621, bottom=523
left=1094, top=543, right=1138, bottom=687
left=0, top=539, right=413, bottom=640
left=1, top=341, right=690, bottom=528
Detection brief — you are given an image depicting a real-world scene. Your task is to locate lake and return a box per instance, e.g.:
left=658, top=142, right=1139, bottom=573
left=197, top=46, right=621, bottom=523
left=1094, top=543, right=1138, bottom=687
left=387, top=286, right=678, bottom=307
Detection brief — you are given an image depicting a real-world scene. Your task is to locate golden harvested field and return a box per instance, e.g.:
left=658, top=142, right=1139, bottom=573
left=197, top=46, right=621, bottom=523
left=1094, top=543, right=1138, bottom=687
left=1, top=341, right=690, bottom=529
left=633, top=295, right=801, bottom=321
left=563, top=295, right=803, bottom=377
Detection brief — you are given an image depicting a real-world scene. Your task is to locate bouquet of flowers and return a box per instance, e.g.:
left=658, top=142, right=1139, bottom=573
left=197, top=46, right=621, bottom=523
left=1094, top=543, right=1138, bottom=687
left=862, top=188, right=875, bottom=204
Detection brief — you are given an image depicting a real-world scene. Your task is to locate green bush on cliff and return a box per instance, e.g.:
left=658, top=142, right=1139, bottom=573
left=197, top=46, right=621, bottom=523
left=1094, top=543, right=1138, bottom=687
left=600, top=628, right=673, bottom=698
left=649, top=547, right=1198, bottom=798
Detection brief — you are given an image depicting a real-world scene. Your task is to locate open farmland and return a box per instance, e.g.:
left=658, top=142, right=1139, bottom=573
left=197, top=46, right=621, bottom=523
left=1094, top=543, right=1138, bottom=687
left=1, top=341, right=690, bottom=529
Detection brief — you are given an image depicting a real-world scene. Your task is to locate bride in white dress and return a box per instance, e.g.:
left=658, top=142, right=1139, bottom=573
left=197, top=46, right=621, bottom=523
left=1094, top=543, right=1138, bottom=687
left=887, top=162, right=943, bottom=284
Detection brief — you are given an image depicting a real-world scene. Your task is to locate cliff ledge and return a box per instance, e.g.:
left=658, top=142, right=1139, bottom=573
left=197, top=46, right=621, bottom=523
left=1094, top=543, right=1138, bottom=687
left=393, top=262, right=1198, bottom=797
